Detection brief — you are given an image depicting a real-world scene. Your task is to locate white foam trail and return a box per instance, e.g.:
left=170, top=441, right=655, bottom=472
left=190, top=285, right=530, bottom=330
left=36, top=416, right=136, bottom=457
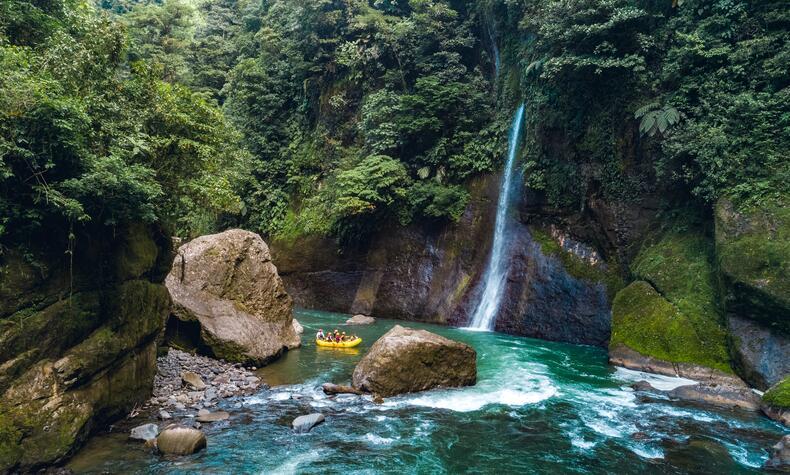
left=389, top=357, right=556, bottom=412
left=264, top=450, right=324, bottom=475
left=614, top=367, right=698, bottom=391
left=466, top=104, right=526, bottom=331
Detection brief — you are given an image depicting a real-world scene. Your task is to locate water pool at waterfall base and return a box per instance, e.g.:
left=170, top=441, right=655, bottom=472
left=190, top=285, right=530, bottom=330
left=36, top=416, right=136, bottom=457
left=68, top=309, right=786, bottom=474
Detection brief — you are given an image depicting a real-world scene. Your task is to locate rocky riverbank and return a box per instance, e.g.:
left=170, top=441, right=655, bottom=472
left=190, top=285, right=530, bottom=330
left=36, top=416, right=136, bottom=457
left=146, top=349, right=264, bottom=414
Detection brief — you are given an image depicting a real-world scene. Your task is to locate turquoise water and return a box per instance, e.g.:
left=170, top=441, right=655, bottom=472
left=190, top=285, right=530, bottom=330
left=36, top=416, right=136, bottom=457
left=69, top=309, right=787, bottom=474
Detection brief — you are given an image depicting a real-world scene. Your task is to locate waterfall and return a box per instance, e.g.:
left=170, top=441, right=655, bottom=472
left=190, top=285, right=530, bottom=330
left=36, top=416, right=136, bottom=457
left=466, top=103, right=526, bottom=331
left=487, top=21, right=501, bottom=79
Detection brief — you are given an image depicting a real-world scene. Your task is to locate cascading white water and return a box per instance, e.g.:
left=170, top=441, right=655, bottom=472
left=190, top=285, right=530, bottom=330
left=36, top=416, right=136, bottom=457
left=466, top=103, right=526, bottom=331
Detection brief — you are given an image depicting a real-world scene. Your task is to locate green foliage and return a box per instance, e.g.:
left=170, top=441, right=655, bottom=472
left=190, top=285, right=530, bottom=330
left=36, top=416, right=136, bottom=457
left=220, top=0, right=498, bottom=239
left=0, top=0, right=243, bottom=247
left=635, top=103, right=680, bottom=137
left=489, top=0, right=789, bottom=210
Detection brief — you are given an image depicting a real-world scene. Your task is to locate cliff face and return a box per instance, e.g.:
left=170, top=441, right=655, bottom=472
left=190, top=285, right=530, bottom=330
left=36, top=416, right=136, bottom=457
left=0, top=224, right=172, bottom=472
left=272, top=174, right=617, bottom=347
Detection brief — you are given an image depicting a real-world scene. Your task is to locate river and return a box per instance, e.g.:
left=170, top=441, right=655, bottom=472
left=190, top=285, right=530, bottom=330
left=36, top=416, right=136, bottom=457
left=68, top=309, right=786, bottom=474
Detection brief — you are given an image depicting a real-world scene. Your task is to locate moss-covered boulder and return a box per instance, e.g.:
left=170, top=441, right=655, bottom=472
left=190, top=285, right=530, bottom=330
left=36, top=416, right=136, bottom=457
left=715, top=198, right=789, bottom=333
left=761, top=377, right=790, bottom=426
left=610, top=281, right=731, bottom=375
left=609, top=230, right=733, bottom=378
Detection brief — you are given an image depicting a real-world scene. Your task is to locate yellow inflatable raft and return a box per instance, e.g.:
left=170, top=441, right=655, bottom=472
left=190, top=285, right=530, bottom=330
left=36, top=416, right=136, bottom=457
left=316, top=337, right=362, bottom=348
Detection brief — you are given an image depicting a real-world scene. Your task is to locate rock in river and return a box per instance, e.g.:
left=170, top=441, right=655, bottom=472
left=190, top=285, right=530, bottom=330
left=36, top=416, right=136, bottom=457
left=292, top=413, right=325, bottom=433
left=322, top=383, right=363, bottom=395
left=346, top=314, right=376, bottom=325
left=156, top=425, right=207, bottom=455
left=130, top=423, right=160, bottom=442
left=352, top=325, right=476, bottom=397
left=764, top=435, right=790, bottom=471
left=166, top=229, right=301, bottom=365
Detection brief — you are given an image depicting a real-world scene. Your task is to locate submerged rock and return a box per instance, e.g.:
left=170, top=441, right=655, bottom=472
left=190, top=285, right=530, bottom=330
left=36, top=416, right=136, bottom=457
left=764, top=435, right=790, bottom=471
left=346, top=314, right=375, bottom=325
left=352, top=325, right=476, bottom=397
left=130, top=423, right=160, bottom=442
left=630, top=377, right=760, bottom=412
left=322, top=383, right=363, bottom=395
left=667, top=383, right=761, bottom=412
left=292, top=413, right=325, bottom=433
left=156, top=426, right=207, bottom=455
left=166, top=229, right=300, bottom=366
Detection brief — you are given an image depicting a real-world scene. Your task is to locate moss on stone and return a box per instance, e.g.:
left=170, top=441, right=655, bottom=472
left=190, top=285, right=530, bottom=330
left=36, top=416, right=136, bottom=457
left=0, top=405, right=23, bottom=470
left=610, top=281, right=732, bottom=373
left=763, top=377, right=790, bottom=409
left=715, top=197, right=789, bottom=332
left=530, top=227, right=625, bottom=300
left=632, top=231, right=722, bottom=325
left=114, top=223, right=159, bottom=281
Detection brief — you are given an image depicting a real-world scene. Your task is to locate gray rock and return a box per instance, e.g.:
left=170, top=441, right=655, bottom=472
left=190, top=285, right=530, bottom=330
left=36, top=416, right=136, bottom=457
left=728, top=315, right=790, bottom=390
left=196, top=411, right=230, bottom=423
left=156, top=425, right=207, bottom=455
left=182, top=371, right=206, bottom=390
left=292, top=413, right=325, bottom=433
left=158, top=410, right=172, bottom=420
left=174, top=403, right=186, bottom=411
left=764, top=435, right=790, bottom=471
left=197, top=408, right=210, bottom=416
left=130, top=423, right=160, bottom=441
left=204, top=387, right=217, bottom=401
left=346, top=314, right=375, bottom=325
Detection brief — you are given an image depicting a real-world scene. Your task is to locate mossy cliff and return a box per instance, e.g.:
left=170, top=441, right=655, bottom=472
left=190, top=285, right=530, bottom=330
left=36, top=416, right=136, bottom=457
left=610, top=229, right=733, bottom=376
left=0, top=224, right=171, bottom=472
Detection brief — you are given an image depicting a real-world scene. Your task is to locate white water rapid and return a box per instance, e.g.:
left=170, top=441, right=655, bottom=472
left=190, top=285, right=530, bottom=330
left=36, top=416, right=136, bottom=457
left=466, top=103, right=526, bottom=331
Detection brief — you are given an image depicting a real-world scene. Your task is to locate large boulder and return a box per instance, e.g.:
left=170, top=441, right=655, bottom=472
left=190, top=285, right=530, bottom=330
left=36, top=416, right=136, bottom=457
left=715, top=198, right=789, bottom=333
left=728, top=315, right=790, bottom=390
left=609, top=229, right=734, bottom=379
left=166, top=229, right=300, bottom=365
left=352, top=325, right=476, bottom=397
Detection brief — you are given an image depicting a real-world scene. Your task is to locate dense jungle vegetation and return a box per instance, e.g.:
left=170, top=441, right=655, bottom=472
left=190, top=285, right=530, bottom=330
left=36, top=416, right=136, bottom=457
left=1, top=0, right=787, bottom=250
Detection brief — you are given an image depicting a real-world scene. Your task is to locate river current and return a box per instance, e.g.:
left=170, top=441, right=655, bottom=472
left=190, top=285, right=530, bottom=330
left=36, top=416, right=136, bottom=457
left=69, top=309, right=786, bottom=474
